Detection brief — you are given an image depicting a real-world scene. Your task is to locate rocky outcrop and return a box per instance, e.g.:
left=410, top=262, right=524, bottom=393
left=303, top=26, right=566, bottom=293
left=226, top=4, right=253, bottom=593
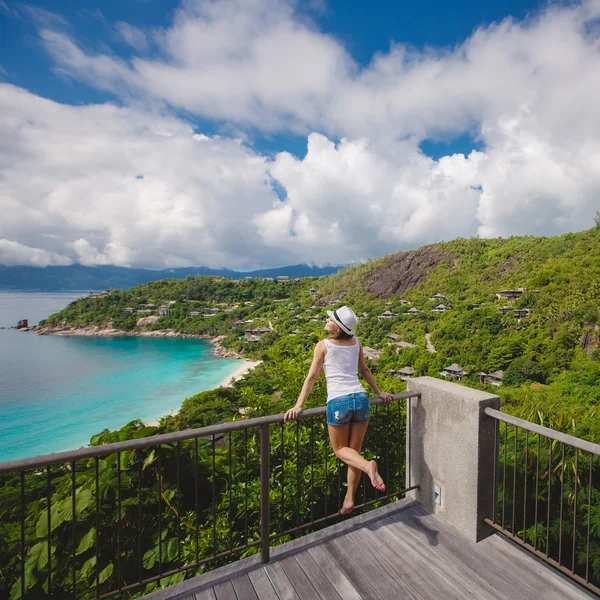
left=580, top=325, right=599, bottom=355
left=136, top=315, right=160, bottom=328
left=363, top=246, right=453, bottom=298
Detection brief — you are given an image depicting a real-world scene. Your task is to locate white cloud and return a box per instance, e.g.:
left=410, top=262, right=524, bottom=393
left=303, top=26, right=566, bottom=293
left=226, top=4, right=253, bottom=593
left=1, top=0, right=599, bottom=268
left=0, top=239, right=72, bottom=267
left=115, top=21, right=148, bottom=52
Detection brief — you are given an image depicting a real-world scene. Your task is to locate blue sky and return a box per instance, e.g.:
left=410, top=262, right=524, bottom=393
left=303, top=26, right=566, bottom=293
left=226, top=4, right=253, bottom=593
left=0, top=0, right=599, bottom=269
left=1, top=0, right=546, bottom=159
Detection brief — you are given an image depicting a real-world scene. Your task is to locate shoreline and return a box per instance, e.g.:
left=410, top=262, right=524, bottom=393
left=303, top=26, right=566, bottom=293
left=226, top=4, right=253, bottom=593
left=143, top=359, right=262, bottom=427
left=27, top=324, right=243, bottom=358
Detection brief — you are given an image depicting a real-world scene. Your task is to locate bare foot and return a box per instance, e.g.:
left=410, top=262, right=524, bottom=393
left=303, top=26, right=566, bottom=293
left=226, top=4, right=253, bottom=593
left=340, top=500, right=354, bottom=515
left=368, top=460, right=386, bottom=492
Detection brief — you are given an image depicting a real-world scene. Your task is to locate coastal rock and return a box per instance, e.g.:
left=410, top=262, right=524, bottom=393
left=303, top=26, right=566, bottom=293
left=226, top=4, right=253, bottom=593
left=136, top=315, right=160, bottom=328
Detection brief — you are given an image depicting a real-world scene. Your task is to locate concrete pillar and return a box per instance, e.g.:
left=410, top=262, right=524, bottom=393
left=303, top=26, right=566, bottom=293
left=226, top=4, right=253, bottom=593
left=406, top=376, right=500, bottom=542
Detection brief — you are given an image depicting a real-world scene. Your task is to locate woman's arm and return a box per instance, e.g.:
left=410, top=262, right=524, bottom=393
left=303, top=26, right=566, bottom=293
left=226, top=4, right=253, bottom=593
left=358, top=343, right=394, bottom=404
left=284, top=341, right=326, bottom=422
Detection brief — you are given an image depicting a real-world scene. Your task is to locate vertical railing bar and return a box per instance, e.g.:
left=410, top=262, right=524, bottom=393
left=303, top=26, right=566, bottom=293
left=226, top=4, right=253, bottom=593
left=512, top=425, right=518, bottom=535
left=260, top=423, right=270, bottom=563
left=385, top=403, right=390, bottom=494
left=534, top=434, right=540, bottom=552
left=559, top=443, right=565, bottom=565
left=138, top=452, right=142, bottom=583
left=212, top=434, right=216, bottom=557
left=585, top=452, right=592, bottom=582
left=158, top=446, right=162, bottom=577
left=398, top=401, right=402, bottom=494
left=523, top=429, right=528, bottom=542
left=95, top=457, right=100, bottom=597
left=337, top=453, right=341, bottom=512
left=72, top=460, right=77, bottom=600
left=117, top=452, right=122, bottom=590
left=244, top=429, right=248, bottom=548
left=571, top=447, right=579, bottom=574
left=194, top=438, right=199, bottom=564
left=281, top=422, right=285, bottom=534
left=296, top=422, right=300, bottom=529
left=408, top=396, right=412, bottom=492
left=492, top=418, right=497, bottom=523
left=374, top=404, right=379, bottom=501
left=502, top=422, right=507, bottom=530
left=310, top=417, right=314, bottom=523
left=228, top=431, right=232, bottom=553
left=546, top=438, right=551, bottom=557
left=47, top=464, right=52, bottom=599
left=177, top=441, right=181, bottom=570
left=20, top=470, right=25, bottom=599
left=324, top=420, right=328, bottom=517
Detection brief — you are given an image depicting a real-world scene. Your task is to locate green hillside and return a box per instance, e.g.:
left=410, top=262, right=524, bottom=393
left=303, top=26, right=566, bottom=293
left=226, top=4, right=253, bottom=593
left=38, top=226, right=600, bottom=442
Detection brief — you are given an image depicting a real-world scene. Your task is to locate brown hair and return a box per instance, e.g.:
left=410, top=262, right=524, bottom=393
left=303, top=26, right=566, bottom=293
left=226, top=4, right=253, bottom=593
left=328, top=328, right=353, bottom=341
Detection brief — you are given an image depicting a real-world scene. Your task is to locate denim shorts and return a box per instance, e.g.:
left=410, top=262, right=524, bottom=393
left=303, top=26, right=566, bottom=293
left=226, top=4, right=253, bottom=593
left=326, top=392, right=370, bottom=426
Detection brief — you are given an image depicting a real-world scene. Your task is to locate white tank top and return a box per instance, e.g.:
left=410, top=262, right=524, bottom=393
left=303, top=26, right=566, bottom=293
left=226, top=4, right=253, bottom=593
left=323, top=338, right=367, bottom=402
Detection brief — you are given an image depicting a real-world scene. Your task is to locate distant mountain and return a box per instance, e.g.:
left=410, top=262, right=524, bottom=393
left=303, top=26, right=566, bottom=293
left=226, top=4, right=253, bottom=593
left=0, top=264, right=344, bottom=291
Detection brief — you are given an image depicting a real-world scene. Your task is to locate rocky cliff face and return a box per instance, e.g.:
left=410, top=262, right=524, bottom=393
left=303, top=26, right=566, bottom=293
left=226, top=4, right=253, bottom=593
left=580, top=324, right=599, bottom=355
left=363, top=245, right=452, bottom=298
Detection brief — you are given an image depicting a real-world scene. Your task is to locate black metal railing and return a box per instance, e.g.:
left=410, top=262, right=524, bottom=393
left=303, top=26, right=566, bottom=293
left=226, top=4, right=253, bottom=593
left=484, top=408, right=600, bottom=597
left=0, top=391, right=419, bottom=600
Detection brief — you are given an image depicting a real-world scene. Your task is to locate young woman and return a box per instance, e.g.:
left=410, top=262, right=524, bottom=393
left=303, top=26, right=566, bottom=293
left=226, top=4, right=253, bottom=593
left=284, top=306, right=394, bottom=515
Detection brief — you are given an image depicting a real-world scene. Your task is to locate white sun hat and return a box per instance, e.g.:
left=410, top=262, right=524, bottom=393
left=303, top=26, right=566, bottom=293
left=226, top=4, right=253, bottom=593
left=326, top=306, right=358, bottom=335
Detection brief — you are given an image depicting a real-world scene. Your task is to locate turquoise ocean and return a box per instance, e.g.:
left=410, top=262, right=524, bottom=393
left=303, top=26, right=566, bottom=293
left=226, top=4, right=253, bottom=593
left=0, top=291, right=242, bottom=463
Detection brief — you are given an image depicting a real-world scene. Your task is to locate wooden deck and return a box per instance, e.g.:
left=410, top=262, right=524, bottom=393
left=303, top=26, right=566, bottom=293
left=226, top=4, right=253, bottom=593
left=145, top=500, right=597, bottom=600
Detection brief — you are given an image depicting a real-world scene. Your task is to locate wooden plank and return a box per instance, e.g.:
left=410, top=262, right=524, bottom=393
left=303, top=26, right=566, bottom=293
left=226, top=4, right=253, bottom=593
left=293, top=551, right=344, bottom=600
left=248, top=567, right=281, bottom=600
left=321, top=539, right=385, bottom=600
left=351, top=526, right=450, bottom=599
left=330, top=533, right=413, bottom=599
left=392, top=508, right=530, bottom=599
left=306, top=545, right=363, bottom=600
left=193, top=589, right=217, bottom=600
left=278, top=555, right=320, bottom=599
left=213, top=580, right=237, bottom=600
left=480, top=534, right=598, bottom=600
left=231, top=573, right=259, bottom=600
left=265, top=561, right=300, bottom=600
left=365, top=517, right=483, bottom=599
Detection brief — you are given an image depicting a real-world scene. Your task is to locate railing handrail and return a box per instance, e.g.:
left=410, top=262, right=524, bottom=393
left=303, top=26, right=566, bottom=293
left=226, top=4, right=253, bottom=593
left=0, top=391, right=420, bottom=473
left=485, top=407, right=600, bottom=457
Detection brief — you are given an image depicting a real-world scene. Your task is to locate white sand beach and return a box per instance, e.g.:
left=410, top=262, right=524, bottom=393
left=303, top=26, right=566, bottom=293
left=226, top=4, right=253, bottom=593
left=220, top=359, right=262, bottom=388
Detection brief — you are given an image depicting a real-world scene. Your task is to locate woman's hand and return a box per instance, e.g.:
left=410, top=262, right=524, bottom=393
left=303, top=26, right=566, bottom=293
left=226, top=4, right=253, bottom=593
left=378, top=391, right=394, bottom=405
left=284, top=404, right=302, bottom=422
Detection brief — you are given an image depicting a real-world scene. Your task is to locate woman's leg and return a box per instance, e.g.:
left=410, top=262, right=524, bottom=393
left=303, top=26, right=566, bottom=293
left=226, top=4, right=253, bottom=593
left=341, top=421, right=368, bottom=513
left=328, top=422, right=386, bottom=510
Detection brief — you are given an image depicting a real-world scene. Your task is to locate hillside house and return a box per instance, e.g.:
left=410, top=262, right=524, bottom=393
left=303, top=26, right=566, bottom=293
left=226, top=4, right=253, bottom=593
left=245, top=335, right=261, bottom=343
left=399, top=300, right=411, bottom=305
left=514, top=308, right=533, bottom=318
left=136, top=309, right=154, bottom=314
left=396, top=341, right=417, bottom=349
left=309, top=316, right=320, bottom=322
left=481, top=370, right=504, bottom=387
left=470, top=303, right=484, bottom=310
left=362, top=347, right=381, bottom=361
left=405, top=308, right=422, bottom=315
left=388, top=367, right=416, bottom=379
left=429, top=293, right=447, bottom=302
left=276, top=276, right=289, bottom=281
left=189, top=311, right=201, bottom=317
left=431, top=304, right=452, bottom=313
left=123, top=307, right=135, bottom=313
left=386, top=333, right=401, bottom=341
left=440, top=363, right=469, bottom=381
left=378, top=310, right=396, bottom=320
left=158, top=307, right=171, bottom=317
left=496, top=288, right=526, bottom=301
left=289, top=329, right=302, bottom=336
left=498, top=306, right=514, bottom=315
